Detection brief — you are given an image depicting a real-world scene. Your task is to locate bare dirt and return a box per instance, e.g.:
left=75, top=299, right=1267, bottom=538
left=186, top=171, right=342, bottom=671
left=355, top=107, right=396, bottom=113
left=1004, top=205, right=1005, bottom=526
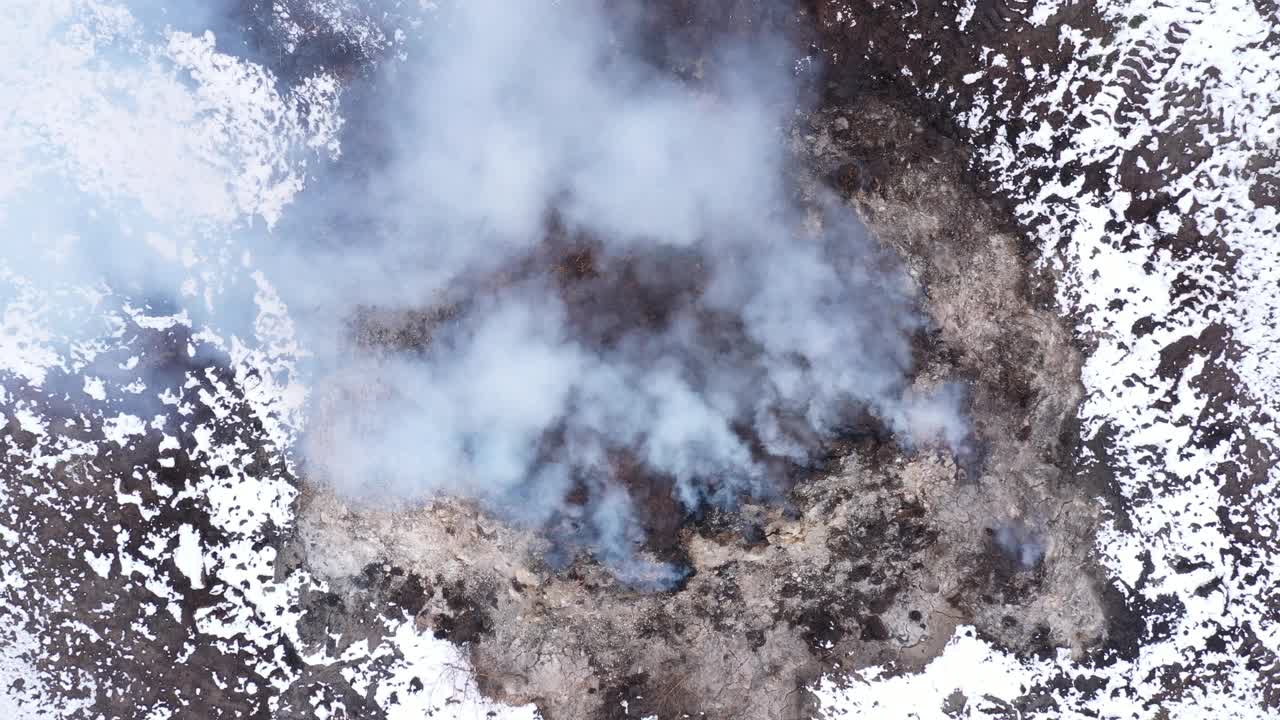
left=293, top=87, right=1118, bottom=719
left=0, top=2, right=1155, bottom=719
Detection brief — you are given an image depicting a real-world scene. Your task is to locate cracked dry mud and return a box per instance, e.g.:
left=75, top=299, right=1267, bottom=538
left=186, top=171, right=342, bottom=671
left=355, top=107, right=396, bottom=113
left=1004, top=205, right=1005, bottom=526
left=292, top=93, right=1122, bottom=719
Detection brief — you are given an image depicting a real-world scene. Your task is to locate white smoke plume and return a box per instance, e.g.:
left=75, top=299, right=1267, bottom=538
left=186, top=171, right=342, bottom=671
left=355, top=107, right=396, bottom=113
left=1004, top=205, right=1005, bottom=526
left=0, top=0, right=974, bottom=586
left=263, top=0, right=974, bottom=584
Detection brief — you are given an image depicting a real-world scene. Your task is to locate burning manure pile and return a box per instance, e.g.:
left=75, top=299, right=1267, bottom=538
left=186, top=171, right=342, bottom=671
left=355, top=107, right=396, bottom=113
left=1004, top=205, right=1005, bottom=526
left=293, top=0, right=972, bottom=584
left=286, top=2, right=1115, bottom=718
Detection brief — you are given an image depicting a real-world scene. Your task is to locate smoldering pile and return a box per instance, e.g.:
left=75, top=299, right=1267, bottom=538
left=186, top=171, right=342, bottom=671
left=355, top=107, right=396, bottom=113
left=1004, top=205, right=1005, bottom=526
left=277, top=0, right=973, bottom=586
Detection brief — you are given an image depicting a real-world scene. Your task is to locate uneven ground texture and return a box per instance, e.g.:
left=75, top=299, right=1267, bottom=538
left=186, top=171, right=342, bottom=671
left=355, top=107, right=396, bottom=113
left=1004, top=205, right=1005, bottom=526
left=1, top=1, right=1278, bottom=720
left=295, top=93, right=1112, bottom=720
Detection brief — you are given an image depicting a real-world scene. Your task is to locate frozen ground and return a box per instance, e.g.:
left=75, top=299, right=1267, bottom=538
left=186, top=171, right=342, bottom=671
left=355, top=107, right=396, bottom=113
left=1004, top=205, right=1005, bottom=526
left=1, top=0, right=1277, bottom=718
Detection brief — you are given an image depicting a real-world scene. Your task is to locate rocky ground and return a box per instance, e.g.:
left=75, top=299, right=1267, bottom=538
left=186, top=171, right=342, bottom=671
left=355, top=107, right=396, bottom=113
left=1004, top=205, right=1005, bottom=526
left=1, top=1, right=1278, bottom=719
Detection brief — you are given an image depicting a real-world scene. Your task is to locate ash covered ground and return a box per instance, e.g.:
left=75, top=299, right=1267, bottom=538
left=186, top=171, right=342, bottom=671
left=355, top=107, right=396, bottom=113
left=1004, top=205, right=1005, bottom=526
left=2, top=1, right=1279, bottom=720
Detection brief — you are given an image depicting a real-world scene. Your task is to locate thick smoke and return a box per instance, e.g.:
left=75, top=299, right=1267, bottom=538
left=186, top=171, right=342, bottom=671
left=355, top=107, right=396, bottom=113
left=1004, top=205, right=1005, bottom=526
left=269, top=0, right=972, bottom=584
left=0, top=0, right=972, bottom=587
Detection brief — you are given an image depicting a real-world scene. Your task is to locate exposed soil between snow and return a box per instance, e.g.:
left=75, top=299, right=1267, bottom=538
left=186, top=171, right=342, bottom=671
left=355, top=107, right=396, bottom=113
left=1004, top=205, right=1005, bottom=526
left=294, top=82, right=1120, bottom=720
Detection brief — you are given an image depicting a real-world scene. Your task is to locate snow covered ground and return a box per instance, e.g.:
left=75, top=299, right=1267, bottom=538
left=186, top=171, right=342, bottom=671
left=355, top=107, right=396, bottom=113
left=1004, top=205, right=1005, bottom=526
left=815, top=0, right=1280, bottom=716
left=1, top=0, right=1276, bottom=718
left=0, top=2, right=530, bottom=718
